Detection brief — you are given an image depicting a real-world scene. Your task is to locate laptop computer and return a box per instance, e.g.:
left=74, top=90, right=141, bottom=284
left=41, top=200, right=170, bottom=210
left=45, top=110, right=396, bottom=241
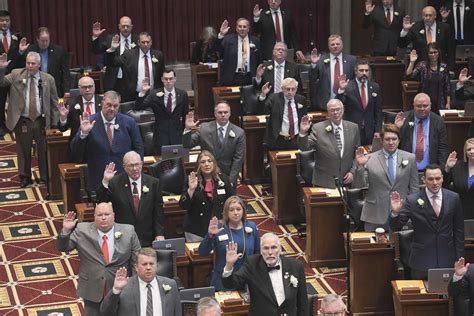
left=464, top=219, right=474, bottom=239
left=464, top=102, right=474, bottom=117
left=179, top=286, right=215, bottom=301
left=152, top=237, right=185, bottom=256
left=424, top=268, right=455, bottom=293
left=456, top=45, right=474, bottom=59
left=160, top=145, right=189, bottom=161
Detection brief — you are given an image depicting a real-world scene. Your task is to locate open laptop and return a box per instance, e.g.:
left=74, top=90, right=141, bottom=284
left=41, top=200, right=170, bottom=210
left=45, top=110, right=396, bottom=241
left=152, top=237, right=185, bottom=256
left=180, top=286, right=215, bottom=301
left=464, top=219, right=474, bottom=239
left=424, top=268, right=455, bottom=293
left=464, top=102, right=474, bottom=117
left=160, top=145, right=189, bottom=161
left=456, top=45, right=474, bottom=59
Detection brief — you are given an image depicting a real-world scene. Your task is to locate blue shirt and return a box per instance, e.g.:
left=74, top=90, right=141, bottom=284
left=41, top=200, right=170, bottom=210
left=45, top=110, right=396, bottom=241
left=412, top=115, right=430, bottom=170
left=40, top=48, right=48, bottom=72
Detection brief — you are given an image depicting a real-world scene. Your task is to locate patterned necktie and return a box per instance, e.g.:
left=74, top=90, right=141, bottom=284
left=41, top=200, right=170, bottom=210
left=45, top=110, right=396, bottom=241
left=124, top=38, right=130, bottom=50
left=431, top=194, right=440, bottom=216
left=146, top=283, right=153, bottom=316
left=275, top=64, right=283, bottom=93
left=334, top=127, right=342, bottom=153
left=456, top=5, right=462, bottom=40
left=144, top=54, right=150, bottom=79
left=167, top=92, right=172, bottom=113
left=132, top=181, right=139, bottom=214
left=388, top=154, right=395, bottom=184
left=242, top=39, right=248, bottom=72
left=415, top=120, right=424, bottom=162
left=102, top=235, right=109, bottom=264
left=218, top=126, right=224, bottom=144
left=29, top=75, right=38, bottom=120
left=426, top=26, right=433, bottom=44
left=2, top=31, right=8, bottom=53
left=85, top=101, right=92, bottom=115
left=105, top=122, right=113, bottom=146
left=361, top=82, right=367, bottom=109
left=386, top=8, right=391, bottom=25
left=287, top=99, right=295, bottom=137
left=274, top=11, right=282, bottom=42
left=333, top=57, right=340, bottom=94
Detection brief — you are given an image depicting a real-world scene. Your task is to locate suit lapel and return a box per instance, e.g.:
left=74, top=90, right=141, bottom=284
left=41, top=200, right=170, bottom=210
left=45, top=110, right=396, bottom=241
left=89, top=223, right=107, bottom=264
left=419, top=190, right=438, bottom=231
left=138, top=175, right=147, bottom=212
left=404, top=112, right=415, bottom=150
left=376, top=151, right=391, bottom=185
left=326, top=120, right=340, bottom=155
left=156, top=276, right=167, bottom=315
left=258, top=258, right=279, bottom=305
left=131, top=277, right=141, bottom=315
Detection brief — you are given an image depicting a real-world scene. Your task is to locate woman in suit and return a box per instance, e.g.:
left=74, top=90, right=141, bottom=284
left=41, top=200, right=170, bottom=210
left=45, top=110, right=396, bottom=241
left=179, top=150, right=234, bottom=241
left=191, top=26, right=221, bottom=64
left=198, top=196, right=260, bottom=291
left=405, top=43, right=451, bottom=114
left=443, top=138, right=474, bottom=219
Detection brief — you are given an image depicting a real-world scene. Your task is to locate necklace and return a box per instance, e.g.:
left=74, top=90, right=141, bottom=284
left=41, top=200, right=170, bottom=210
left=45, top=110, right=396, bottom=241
left=227, top=223, right=246, bottom=258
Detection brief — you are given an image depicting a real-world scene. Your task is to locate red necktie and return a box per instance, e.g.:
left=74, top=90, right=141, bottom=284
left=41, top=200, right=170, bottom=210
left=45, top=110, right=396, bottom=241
left=2, top=32, right=8, bottom=54
left=274, top=11, right=282, bottom=42
left=85, top=101, right=92, bottom=115
left=361, top=83, right=367, bottom=109
left=102, top=235, right=110, bottom=264
left=415, top=120, right=424, bottom=162
left=106, top=122, right=113, bottom=146
left=386, top=8, right=391, bottom=25
left=132, top=182, right=140, bottom=214
left=287, top=99, right=295, bottom=137
left=333, top=57, right=340, bottom=94
left=144, top=54, right=150, bottom=79
left=431, top=195, right=440, bottom=217
left=167, top=92, right=172, bottom=113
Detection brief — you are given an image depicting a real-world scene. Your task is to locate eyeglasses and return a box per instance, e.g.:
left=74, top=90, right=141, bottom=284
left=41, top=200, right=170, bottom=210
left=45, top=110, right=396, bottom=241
left=428, top=51, right=439, bottom=55
left=125, top=162, right=142, bottom=169
left=79, top=85, right=94, bottom=89
left=328, top=108, right=343, bottom=113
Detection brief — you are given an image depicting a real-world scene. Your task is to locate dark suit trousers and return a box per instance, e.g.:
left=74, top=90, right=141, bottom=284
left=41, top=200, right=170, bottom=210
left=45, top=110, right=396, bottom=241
left=0, top=87, right=8, bottom=128
left=115, top=79, right=137, bottom=102
left=84, top=299, right=101, bottom=316
left=229, top=72, right=252, bottom=86
left=271, top=136, right=298, bottom=150
left=411, top=268, right=428, bottom=280
left=14, top=117, right=47, bottom=180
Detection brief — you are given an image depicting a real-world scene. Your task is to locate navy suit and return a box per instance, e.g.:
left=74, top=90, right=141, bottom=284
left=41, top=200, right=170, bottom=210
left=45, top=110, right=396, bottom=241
left=389, top=188, right=464, bottom=273
left=448, top=264, right=474, bottom=315
left=70, top=113, right=144, bottom=192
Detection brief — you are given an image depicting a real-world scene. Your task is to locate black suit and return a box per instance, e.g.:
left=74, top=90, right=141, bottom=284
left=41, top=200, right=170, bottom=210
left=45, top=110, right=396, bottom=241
left=222, top=255, right=307, bottom=316
left=398, top=21, right=456, bottom=70
left=362, top=4, right=405, bottom=55
left=96, top=172, right=164, bottom=247
left=106, top=48, right=165, bottom=102
left=448, top=264, right=474, bottom=315
left=135, top=87, right=189, bottom=154
left=441, top=0, right=474, bottom=45
left=443, top=160, right=474, bottom=219
left=253, top=60, right=302, bottom=95
left=23, top=43, right=71, bottom=97
left=253, top=8, right=300, bottom=61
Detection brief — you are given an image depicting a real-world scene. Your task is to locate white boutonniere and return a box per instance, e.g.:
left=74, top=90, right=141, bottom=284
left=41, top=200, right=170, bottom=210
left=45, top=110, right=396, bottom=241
left=130, top=43, right=136, bottom=48
left=162, top=284, right=172, bottom=293
left=289, top=275, right=298, bottom=288
left=114, top=232, right=122, bottom=240
left=151, top=56, right=158, bottom=63
left=74, top=104, right=81, bottom=110
left=408, top=121, right=415, bottom=128
left=439, top=67, right=445, bottom=72
left=113, top=124, right=120, bottom=130
left=372, top=92, right=377, bottom=97
left=229, top=130, right=235, bottom=138
left=156, top=92, right=164, bottom=97
left=466, top=6, right=470, bottom=11
left=324, top=58, right=330, bottom=64
left=325, top=125, right=332, bottom=132
left=218, top=180, right=225, bottom=187
left=419, top=29, right=425, bottom=35
left=267, top=65, right=273, bottom=70
left=417, top=198, right=425, bottom=208
left=142, top=185, right=149, bottom=193
left=401, top=160, right=409, bottom=167
left=394, top=11, right=399, bottom=16
left=297, top=103, right=303, bottom=109
left=244, top=226, right=253, bottom=234
left=22, top=78, right=27, bottom=85
left=249, top=42, right=256, bottom=49
left=12, top=35, right=18, bottom=41
left=265, top=10, right=271, bottom=14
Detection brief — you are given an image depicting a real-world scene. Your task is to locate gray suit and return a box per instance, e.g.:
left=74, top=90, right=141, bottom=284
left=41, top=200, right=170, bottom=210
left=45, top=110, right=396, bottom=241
left=183, top=121, right=245, bottom=185
left=56, top=222, right=140, bottom=315
left=100, top=275, right=181, bottom=316
left=353, top=149, right=419, bottom=227
left=298, top=119, right=360, bottom=189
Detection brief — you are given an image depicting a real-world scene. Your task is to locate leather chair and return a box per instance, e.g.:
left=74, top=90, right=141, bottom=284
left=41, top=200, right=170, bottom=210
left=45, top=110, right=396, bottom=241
left=346, top=187, right=367, bottom=232
left=240, top=84, right=259, bottom=115
left=393, top=229, right=414, bottom=279
left=120, top=101, right=135, bottom=114
left=68, top=88, right=80, bottom=102
left=382, top=110, right=397, bottom=124
left=181, top=300, right=198, bottom=316
left=149, top=158, right=185, bottom=195
left=307, top=293, right=317, bottom=316
left=296, top=150, right=316, bottom=217
left=155, top=249, right=183, bottom=289
left=126, top=109, right=155, bottom=124
left=138, top=121, right=155, bottom=156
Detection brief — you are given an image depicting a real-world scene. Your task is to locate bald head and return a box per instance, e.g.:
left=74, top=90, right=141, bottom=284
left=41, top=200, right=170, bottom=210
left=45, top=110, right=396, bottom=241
left=118, top=16, right=133, bottom=37
left=78, top=76, right=95, bottom=100
left=422, top=6, right=436, bottom=26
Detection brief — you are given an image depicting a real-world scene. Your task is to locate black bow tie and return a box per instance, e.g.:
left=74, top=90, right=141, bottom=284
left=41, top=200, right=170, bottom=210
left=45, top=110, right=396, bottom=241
left=267, top=265, right=280, bottom=272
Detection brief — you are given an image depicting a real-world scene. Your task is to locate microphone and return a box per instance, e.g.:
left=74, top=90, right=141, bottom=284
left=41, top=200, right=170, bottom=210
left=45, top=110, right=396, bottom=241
left=333, top=176, right=343, bottom=198
left=37, top=78, right=42, bottom=89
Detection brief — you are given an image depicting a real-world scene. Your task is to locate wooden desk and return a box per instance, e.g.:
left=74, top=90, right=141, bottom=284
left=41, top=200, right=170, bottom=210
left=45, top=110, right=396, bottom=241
left=163, top=196, right=186, bottom=238
left=391, top=280, right=450, bottom=316
left=215, top=291, right=250, bottom=316
left=46, top=129, right=70, bottom=200
left=177, top=255, right=190, bottom=288
left=401, top=81, right=419, bottom=112
left=303, top=187, right=346, bottom=267
left=370, top=58, right=404, bottom=111
left=442, top=114, right=471, bottom=154
left=465, top=239, right=474, bottom=263
left=192, top=64, right=219, bottom=120
left=212, top=86, right=241, bottom=126
left=185, top=242, right=213, bottom=288
left=75, top=202, right=94, bottom=222
left=350, top=232, right=395, bottom=315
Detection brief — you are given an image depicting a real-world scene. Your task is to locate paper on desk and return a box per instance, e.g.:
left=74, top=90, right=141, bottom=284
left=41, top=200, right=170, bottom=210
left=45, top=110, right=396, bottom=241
left=185, top=242, right=201, bottom=251
left=215, top=291, right=242, bottom=302
left=163, top=195, right=180, bottom=202
left=395, top=280, right=426, bottom=293
left=309, top=187, right=340, bottom=197
left=63, top=130, right=71, bottom=137
left=257, top=115, right=267, bottom=123
left=208, top=63, right=218, bottom=69
left=144, top=156, right=156, bottom=163
left=189, top=154, right=198, bottom=163
left=439, top=109, right=461, bottom=117
left=276, top=150, right=300, bottom=159
left=351, top=232, right=375, bottom=240
left=230, top=87, right=240, bottom=93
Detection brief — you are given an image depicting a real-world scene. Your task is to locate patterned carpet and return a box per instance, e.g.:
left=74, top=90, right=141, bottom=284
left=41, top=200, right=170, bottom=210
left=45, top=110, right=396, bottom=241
left=0, top=132, right=347, bottom=315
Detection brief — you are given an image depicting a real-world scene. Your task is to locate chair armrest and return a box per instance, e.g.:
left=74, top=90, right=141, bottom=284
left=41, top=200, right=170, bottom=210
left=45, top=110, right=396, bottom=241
left=394, top=258, right=406, bottom=279
left=295, top=175, right=306, bottom=186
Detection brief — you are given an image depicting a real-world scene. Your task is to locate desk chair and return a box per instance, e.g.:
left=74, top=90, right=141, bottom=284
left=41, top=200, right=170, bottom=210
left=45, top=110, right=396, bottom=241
left=149, top=158, right=185, bottom=195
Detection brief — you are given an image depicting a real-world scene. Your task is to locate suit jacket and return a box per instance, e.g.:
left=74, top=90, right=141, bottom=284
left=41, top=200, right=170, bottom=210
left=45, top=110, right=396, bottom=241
left=222, top=255, right=307, bottom=316
left=389, top=188, right=464, bottom=271
left=100, top=275, right=180, bottom=316
left=0, top=30, right=24, bottom=73
left=252, top=8, right=300, bottom=61
left=91, top=33, right=139, bottom=91
left=56, top=222, right=141, bottom=303
left=135, top=87, right=189, bottom=152
left=443, top=160, right=474, bottom=219
left=362, top=4, right=405, bottom=55
left=398, top=111, right=449, bottom=168
left=337, top=79, right=383, bottom=145
left=258, top=92, right=307, bottom=148
left=448, top=264, right=474, bottom=315
left=218, top=34, right=261, bottom=86
left=23, top=43, right=71, bottom=97
left=455, top=85, right=474, bottom=100
left=96, top=173, right=164, bottom=247
left=253, top=60, right=302, bottom=95
left=298, top=120, right=360, bottom=188
left=441, top=0, right=474, bottom=44
left=0, top=68, right=59, bottom=130
left=398, top=20, right=455, bottom=70
left=70, top=112, right=144, bottom=192
left=58, top=95, right=103, bottom=143
left=353, top=149, right=419, bottom=225
left=182, top=121, right=245, bottom=185
left=309, top=53, right=357, bottom=110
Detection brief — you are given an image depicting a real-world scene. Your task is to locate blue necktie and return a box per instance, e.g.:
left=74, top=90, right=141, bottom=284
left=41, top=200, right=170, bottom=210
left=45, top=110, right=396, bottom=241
left=40, top=49, right=48, bottom=72
left=388, top=154, right=395, bottom=185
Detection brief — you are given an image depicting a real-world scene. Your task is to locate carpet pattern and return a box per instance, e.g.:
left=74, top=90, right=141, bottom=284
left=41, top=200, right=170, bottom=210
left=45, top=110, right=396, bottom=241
left=0, top=133, right=347, bottom=315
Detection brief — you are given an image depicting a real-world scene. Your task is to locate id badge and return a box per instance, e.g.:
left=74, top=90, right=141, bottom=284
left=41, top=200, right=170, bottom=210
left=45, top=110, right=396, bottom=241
left=217, top=189, right=226, bottom=195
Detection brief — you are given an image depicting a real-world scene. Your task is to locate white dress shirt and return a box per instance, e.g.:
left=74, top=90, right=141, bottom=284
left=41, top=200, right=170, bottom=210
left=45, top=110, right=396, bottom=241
left=97, top=227, right=115, bottom=261
left=236, top=36, right=251, bottom=73
left=129, top=176, right=142, bottom=199
left=23, top=72, right=41, bottom=117
left=330, top=53, right=344, bottom=99
left=452, top=1, right=466, bottom=40
left=138, top=277, right=162, bottom=316
left=331, top=122, right=344, bottom=157
left=271, top=9, right=284, bottom=43
left=164, top=88, right=176, bottom=112
left=281, top=97, right=299, bottom=136
left=268, top=260, right=285, bottom=306
left=137, top=50, right=154, bottom=92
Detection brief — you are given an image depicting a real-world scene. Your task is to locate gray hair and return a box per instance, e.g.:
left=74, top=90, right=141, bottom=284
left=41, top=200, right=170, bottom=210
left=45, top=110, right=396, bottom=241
left=260, top=232, right=281, bottom=248
left=326, top=99, right=344, bottom=110
left=281, top=77, right=299, bottom=89
left=103, top=90, right=121, bottom=103
left=320, top=294, right=346, bottom=312
left=26, top=51, right=41, bottom=64
left=122, top=151, right=141, bottom=165
left=197, top=297, right=222, bottom=316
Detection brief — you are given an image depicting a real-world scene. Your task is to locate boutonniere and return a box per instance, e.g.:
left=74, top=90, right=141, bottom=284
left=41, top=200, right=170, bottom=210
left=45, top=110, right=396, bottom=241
left=113, top=124, right=119, bottom=130
left=142, top=185, right=149, bottom=193
left=394, top=11, right=399, bottom=16
left=249, top=42, right=256, bottom=49
left=372, top=92, right=377, bottom=97
left=130, top=43, right=136, bottom=48
left=297, top=103, right=303, bottom=109
left=289, top=275, right=298, bottom=288
left=217, top=180, right=225, bottom=187
left=12, top=35, right=18, bottom=41
left=162, top=284, right=172, bottom=293
left=151, top=56, right=158, bottom=63
left=439, top=67, right=445, bottom=72
left=265, top=10, right=271, bottom=14
left=229, top=130, right=235, bottom=138
left=244, top=226, right=253, bottom=234
left=437, top=29, right=441, bottom=34
left=408, top=121, right=414, bottom=128
left=22, top=78, right=27, bottom=85
left=114, top=232, right=122, bottom=240
left=325, top=125, right=332, bottom=132
left=466, top=6, right=470, bottom=11
left=267, top=65, right=273, bottom=70
left=419, top=29, right=425, bottom=35
left=417, top=198, right=425, bottom=208
left=156, top=91, right=164, bottom=97
left=401, top=160, right=409, bottom=167
left=74, top=104, right=81, bottom=110
left=324, top=58, right=330, bottom=64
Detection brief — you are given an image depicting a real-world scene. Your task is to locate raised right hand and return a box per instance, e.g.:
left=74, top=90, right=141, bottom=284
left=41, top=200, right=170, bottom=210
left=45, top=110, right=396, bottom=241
left=261, top=82, right=272, bottom=97
left=184, top=111, right=199, bottom=130
left=439, top=7, right=450, bottom=20
left=113, top=267, right=129, bottom=291
left=355, top=146, right=369, bottom=167
left=454, top=257, right=470, bottom=277
left=79, top=111, right=96, bottom=135
left=446, top=151, right=457, bottom=170
left=310, top=48, right=321, bottom=64
left=299, top=115, right=311, bottom=135
left=253, top=4, right=262, bottom=17
left=403, top=15, right=414, bottom=31
left=0, top=53, right=10, bottom=68
left=394, top=111, right=405, bottom=129
left=92, top=21, right=106, bottom=38
left=57, top=102, right=69, bottom=120
left=226, top=241, right=243, bottom=266
left=110, top=34, right=120, bottom=50
left=103, top=162, right=117, bottom=183
left=409, top=49, right=418, bottom=63
left=220, top=20, right=230, bottom=36
left=365, top=1, right=375, bottom=14
left=141, top=77, right=151, bottom=94
left=208, top=216, right=224, bottom=236
left=390, top=191, right=402, bottom=215
left=256, top=64, right=264, bottom=79
left=459, top=68, right=471, bottom=84
left=338, top=74, right=348, bottom=91
left=188, top=171, right=198, bottom=190
left=62, top=211, right=78, bottom=233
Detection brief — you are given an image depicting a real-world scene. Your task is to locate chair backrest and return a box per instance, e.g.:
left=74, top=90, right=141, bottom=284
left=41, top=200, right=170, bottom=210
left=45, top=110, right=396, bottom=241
left=382, top=111, right=397, bottom=124
left=155, top=249, right=178, bottom=279
left=119, top=101, right=135, bottom=114
left=240, top=85, right=259, bottom=115
left=126, top=109, right=155, bottom=124
left=296, top=150, right=316, bottom=186
left=138, top=121, right=155, bottom=156
left=68, top=88, right=80, bottom=101
left=307, top=294, right=318, bottom=316
left=394, top=229, right=414, bottom=278
left=181, top=300, right=198, bottom=316
left=149, top=158, right=185, bottom=195
left=346, top=187, right=367, bottom=231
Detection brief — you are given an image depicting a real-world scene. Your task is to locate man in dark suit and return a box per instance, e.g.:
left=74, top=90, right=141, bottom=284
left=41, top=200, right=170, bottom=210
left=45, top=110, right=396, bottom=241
left=298, top=99, right=360, bottom=189
left=395, top=92, right=449, bottom=170
left=183, top=101, right=245, bottom=186
left=253, top=42, right=302, bottom=95
left=252, top=0, right=304, bottom=61
left=363, top=0, right=405, bottom=56
left=0, top=51, right=59, bottom=187
left=448, top=257, right=474, bottom=315
left=389, top=164, right=464, bottom=279
left=101, top=247, right=181, bottom=316
left=337, top=59, right=382, bottom=146
left=22, top=27, right=70, bottom=98
left=96, top=151, right=165, bottom=247
left=56, top=203, right=141, bottom=316
left=135, top=69, right=189, bottom=154
left=309, top=35, right=357, bottom=111
left=217, top=19, right=261, bottom=86
left=91, top=16, right=139, bottom=92
left=70, top=90, right=144, bottom=192
left=398, top=6, right=455, bottom=70
left=106, top=32, right=165, bottom=102
left=0, top=10, right=25, bottom=137
left=222, top=232, right=307, bottom=315
left=440, top=0, right=474, bottom=45
left=455, top=67, right=474, bottom=138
